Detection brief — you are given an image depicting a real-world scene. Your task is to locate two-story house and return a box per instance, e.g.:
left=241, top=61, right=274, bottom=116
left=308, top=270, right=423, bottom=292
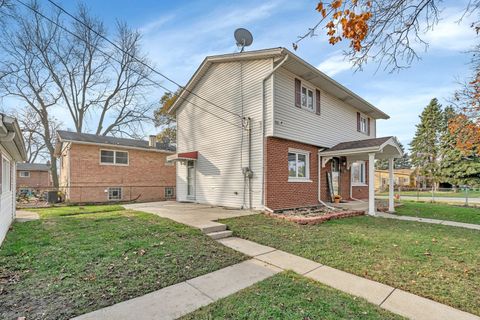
left=54, top=131, right=177, bottom=203
left=167, top=48, right=402, bottom=214
left=16, top=163, right=52, bottom=195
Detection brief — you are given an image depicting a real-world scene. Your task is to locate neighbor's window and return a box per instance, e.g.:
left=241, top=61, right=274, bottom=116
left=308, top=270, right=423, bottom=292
left=19, top=171, right=30, bottom=178
left=351, top=161, right=366, bottom=185
left=100, top=150, right=129, bottom=165
left=288, top=150, right=309, bottom=181
left=359, top=115, right=368, bottom=133
left=108, top=187, right=122, bottom=200
left=301, top=85, right=314, bottom=111
left=2, top=157, right=11, bottom=193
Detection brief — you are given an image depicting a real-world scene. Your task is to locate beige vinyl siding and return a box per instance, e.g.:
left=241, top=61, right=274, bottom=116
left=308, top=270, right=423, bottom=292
left=176, top=59, right=273, bottom=208
left=272, top=67, right=376, bottom=147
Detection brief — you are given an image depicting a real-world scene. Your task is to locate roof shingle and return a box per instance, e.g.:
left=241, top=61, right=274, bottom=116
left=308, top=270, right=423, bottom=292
left=56, top=131, right=176, bottom=152
left=326, top=136, right=393, bottom=152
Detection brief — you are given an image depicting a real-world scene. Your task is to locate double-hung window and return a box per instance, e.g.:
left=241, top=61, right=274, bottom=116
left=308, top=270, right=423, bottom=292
left=351, top=161, right=366, bottom=185
left=19, top=171, right=30, bottom=178
left=100, top=150, right=129, bottom=165
left=288, top=150, right=310, bottom=181
left=301, top=86, right=314, bottom=111
left=359, top=115, right=368, bottom=134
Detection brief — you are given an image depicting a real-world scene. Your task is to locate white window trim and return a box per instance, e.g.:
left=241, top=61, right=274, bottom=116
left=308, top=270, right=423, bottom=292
left=301, top=84, right=315, bottom=112
left=100, top=149, right=129, bottom=166
left=359, top=114, right=368, bottom=134
left=19, top=171, right=30, bottom=178
left=107, top=187, right=122, bottom=201
left=351, top=160, right=367, bottom=186
left=288, top=148, right=311, bottom=182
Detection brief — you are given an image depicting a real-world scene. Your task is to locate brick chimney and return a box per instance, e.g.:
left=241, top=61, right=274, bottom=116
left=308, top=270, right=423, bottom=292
left=149, top=135, right=157, bottom=148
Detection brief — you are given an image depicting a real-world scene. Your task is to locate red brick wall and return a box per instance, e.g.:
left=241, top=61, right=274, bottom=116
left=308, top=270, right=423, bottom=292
left=17, top=170, right=51, bottom=189
left=64, top=144, right=176, bottom=203
left=265, top=137, right=320, bottom=210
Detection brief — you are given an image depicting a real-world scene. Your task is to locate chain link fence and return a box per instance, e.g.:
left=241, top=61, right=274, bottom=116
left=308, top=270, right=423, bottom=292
left=376, top=186, right=480, bottom=206
left=16, top=185, right=176, bottom=208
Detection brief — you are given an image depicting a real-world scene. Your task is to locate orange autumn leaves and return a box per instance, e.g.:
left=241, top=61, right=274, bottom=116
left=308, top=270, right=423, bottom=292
left=449, top=115, right=480, bottom=156
left=316, top=0, right=372, bottom=51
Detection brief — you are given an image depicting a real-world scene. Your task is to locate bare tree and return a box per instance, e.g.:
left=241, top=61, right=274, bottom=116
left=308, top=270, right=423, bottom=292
left=0, top=1, right=156, bottom=186
left=295, top=0, right=479, bottom=71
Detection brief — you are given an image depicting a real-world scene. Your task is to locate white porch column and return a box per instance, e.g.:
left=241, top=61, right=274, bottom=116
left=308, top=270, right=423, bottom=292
left=368, top=152, right=375, bottom=215
left=388, top=157, right=395, bottom=213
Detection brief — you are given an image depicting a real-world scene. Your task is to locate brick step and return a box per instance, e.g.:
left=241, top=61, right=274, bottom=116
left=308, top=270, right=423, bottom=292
left=207, top=230, right=233, bottom=240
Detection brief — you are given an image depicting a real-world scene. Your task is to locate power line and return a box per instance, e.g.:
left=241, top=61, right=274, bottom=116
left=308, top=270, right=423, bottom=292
left=13, top=0, right=243, bottom=129
left=46, top=0, right=242, bottom=120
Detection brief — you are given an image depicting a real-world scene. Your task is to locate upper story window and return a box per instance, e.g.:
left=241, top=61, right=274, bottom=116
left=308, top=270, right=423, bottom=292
left=288, top=149, right=310, bottom=182
left=100, top=150, right=129, bottom=165
left=351, top=161, right=366, bottom=185
left=301, top=86, right=314, bottom=111
left=359, top=115, right=368, bottom=133
left=19, top=171, right=30, bottom=178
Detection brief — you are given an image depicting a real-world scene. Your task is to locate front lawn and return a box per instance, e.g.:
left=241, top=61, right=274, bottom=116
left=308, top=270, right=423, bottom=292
left=222, top=214, right=480, bottom=316
left=395, top=201, right=480, bottom=224
left=0, top=206, right=246, bottom=320
left=181, top=272, right=404, bottom=320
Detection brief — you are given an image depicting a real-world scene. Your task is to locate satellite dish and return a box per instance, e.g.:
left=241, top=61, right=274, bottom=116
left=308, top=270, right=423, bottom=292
left=234, top=28, right=253, bottom=52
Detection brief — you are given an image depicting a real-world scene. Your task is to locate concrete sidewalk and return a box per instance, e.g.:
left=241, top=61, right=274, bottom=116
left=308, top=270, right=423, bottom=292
left=15, top=210, right=39, bottom=222
left=218, top=237, right=480, bottom=320
left=73, top=259, right=280, bottom=320
left=375, top=212, right=480, bottom=230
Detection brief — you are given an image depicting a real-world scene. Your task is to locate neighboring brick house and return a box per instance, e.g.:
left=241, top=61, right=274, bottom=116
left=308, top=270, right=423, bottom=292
left=16, top=163, right=52, bottom=194
left=375, top=168, right=416, bottom=191
left=54, top=131, right=176, bottom=203
left=168, top=48, right=403, bottom=214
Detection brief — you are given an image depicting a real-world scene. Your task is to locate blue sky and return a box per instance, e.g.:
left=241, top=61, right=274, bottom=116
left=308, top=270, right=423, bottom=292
left=7, top=0, right=479, bottom=148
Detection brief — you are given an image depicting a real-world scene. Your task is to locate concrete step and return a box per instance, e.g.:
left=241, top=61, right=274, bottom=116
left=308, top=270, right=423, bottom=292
left=207, top=230, right=233, bottom=240
left=200, top=223, right=226, bottom=234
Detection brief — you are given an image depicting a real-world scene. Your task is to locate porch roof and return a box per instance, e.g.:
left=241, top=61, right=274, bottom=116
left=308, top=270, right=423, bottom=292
left=319, top=136, right=403, bottom=160
left=166, top=151, right=198, bottom=162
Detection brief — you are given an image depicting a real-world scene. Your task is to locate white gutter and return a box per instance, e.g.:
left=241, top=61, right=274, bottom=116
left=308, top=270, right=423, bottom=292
left=261, top=52, right=289, bottom=208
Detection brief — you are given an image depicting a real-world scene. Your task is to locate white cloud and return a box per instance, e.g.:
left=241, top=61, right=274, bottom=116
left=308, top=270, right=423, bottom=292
left=420, top=7, right=477, bottom=51
left=317, top=52, right=353, bottom=76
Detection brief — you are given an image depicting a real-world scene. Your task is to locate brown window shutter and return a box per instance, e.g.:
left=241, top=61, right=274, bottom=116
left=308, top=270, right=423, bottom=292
left=315, top=89, right=321, bottom=115
left=367, top=118, right=371, bottom=136
left=295, top=78, right=301, bottom=108
left=356, top=112, right=360, bottom=132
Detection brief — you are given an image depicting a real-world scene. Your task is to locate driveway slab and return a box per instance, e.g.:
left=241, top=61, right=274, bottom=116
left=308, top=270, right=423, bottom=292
left=305, top=265, right=394, bottom=305
left=186, top=259, right=281, bottom=300
left=123, top=201, right=257, bottom=230
left=255, top=250, right=321, bottom=275
left=381, top=289, right=480, bottom=320
left=72, top=282, right=213, bottom=320
left=217, top=237, right=276, bottom=256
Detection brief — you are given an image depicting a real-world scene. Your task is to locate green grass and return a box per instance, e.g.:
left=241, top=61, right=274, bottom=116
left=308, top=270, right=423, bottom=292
left=221, top=214, right=480, bottom=316
left=377, top=190, right=480, bottom=198
left=395, top=201, right=480, bottom=224
left=181, top=272, right=404, bottom=320
left=0, top=205, right=246, bottom=320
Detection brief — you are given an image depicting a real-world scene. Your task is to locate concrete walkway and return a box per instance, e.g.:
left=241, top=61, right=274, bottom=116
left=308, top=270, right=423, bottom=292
left=218, top=237, right=480, bottom=320
left=376, top=212, right=480, bottom=230
left=73, top=259, right=281, bottom=320
left=123, top=201, right=256, bottom=239
left=15, top=210, right=39, bottom=222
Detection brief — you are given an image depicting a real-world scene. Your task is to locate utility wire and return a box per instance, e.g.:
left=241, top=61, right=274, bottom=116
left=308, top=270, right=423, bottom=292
left=14, top=0, right=243, bottom=129
left=46, top=0, right=242, bottom=120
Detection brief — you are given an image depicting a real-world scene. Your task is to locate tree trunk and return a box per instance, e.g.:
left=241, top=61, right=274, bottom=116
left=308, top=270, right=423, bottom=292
left=49, top=153, right=59, bottom=188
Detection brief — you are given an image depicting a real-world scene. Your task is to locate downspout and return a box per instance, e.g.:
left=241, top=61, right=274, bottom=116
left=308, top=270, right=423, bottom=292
left=261, top=53, right=288, bottom=209
left=318, top=153, right=336, bottom=210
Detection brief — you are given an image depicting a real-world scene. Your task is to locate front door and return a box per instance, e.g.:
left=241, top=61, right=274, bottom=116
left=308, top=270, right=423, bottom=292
left=187, top=160, right=195, bottom=199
